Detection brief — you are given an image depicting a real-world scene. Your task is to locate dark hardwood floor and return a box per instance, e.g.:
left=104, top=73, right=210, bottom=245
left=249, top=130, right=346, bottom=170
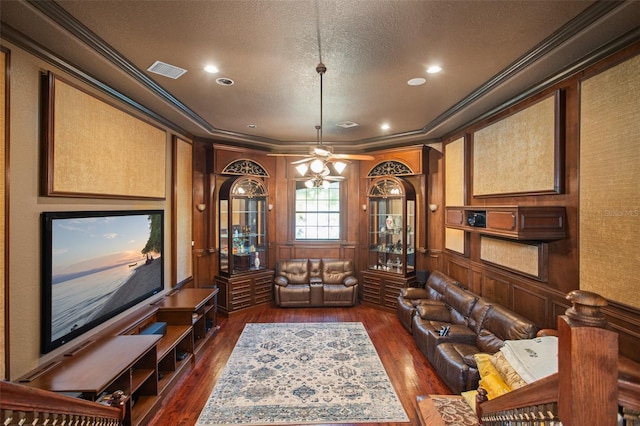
left=148, top=303, right=453, bottom=425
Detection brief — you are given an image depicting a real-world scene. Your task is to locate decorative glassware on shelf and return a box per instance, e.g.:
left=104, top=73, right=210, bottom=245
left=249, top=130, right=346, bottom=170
left=367, top=176, right=416, bottom=275
left=218, top=176, right=268, bottom=276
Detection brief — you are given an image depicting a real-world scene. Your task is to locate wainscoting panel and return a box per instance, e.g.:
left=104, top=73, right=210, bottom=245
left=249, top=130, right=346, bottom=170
left=480, top=272, right=511, bottom=308
left=445, top=258, right=471, bottom=289
left=512, top=284, right=548, bottom=328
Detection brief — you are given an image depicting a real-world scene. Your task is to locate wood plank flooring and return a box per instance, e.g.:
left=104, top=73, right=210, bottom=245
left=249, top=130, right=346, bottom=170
left=148, top=303, right=453, bottom=425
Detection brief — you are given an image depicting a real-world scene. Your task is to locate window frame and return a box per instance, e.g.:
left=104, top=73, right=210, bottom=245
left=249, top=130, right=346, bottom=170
left=290, top=179, right=346, bottom=243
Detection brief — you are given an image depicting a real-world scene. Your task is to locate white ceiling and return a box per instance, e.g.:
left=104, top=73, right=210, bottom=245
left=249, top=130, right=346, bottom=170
left=1, top=0, right=639, bottom=153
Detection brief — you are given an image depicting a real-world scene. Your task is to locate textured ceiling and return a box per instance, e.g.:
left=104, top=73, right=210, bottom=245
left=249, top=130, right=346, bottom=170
left=1, top=0, right=639, bottom=153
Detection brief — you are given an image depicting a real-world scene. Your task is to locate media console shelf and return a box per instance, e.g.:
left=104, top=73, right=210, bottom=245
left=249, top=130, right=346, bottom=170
left=19, top=287, right=219, bottom=426
left=23, top=335, right=161, bottom=426
left=155, top=287, right=219, bottom=359
left=445, top=206, right=567, bottom=241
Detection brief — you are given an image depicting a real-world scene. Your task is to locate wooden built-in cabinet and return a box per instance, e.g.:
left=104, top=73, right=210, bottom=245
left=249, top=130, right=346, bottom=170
left=19, top=288, right=218, bottom=426
left=361, top=270, right=417, bottom=311
left=215, top=270, right=274, bottom=315
left=445, top=206, right=567, bottom=240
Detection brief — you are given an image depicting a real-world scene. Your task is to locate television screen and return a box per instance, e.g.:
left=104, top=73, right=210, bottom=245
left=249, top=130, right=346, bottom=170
left=41, top=210, right=164, bottom=353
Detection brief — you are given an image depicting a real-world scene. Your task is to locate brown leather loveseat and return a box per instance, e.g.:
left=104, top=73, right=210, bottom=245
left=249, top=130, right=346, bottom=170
left=274, top=258, right=358, bottom=307
left=397, top=271, right=539, bottom=394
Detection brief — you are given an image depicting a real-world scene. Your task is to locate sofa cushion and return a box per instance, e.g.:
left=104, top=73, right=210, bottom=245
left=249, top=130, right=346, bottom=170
left=321, top=259, right=354, bottom=284
left=416, top=302, right=451, bottom=322
left=477, top=304, right=539, bottom=353
left=443, top=285, right=478, bottom=325
left=425, top=271, right=453, bottom=301
left=276, top=259, right=310, bottom=284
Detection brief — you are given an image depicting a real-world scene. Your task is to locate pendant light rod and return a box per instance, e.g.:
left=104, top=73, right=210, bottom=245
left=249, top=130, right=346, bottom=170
left=316, top=62, right=326, bottom=145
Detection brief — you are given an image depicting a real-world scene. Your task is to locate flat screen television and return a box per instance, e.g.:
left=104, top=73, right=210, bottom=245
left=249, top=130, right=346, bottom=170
left=41, top=210, right=164, bottom=353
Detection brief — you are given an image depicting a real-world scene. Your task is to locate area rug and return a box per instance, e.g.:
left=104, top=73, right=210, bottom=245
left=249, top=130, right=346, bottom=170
left=196, top=322, right=409, bottom=425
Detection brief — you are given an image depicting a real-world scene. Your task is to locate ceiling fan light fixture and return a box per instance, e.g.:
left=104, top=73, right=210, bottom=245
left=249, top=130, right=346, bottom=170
left=333, top=161, right=347, bottom=174
left=322, top=180, right=331, bottom=189
left=296, top=163, right=309, bottom=176
left=305, top=179, right=315, bottom=189
left=310, top=159, right=325, bottom=173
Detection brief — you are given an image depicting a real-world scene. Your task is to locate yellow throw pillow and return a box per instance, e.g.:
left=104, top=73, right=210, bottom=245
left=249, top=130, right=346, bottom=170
left=474, top=353, right=499, bottom=378
left=479, top=372, right=511, bottom=399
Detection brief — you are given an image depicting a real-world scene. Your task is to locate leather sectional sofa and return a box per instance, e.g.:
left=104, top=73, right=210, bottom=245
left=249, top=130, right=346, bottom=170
left=397, top=271, right=539, bottom=394
left=274, top=258, right=358, bottom=307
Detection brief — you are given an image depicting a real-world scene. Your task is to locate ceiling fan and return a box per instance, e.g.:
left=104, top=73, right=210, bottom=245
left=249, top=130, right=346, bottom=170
left=268, top=63, right=374, bottom=187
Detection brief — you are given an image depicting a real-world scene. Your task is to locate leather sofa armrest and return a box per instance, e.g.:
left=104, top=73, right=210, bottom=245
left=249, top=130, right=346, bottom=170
left=274, top=276, right=289, bottom=287
left=416, top=303, right=451, bottom=322
left=343, top=276, right=358, bottom=287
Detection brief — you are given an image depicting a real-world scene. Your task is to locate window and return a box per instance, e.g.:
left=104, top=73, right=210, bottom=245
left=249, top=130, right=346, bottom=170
left=295, top=181, right=340, bottom=240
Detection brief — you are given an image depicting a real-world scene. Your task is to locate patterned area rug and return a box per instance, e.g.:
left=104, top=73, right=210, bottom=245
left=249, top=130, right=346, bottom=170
left=196, top=322, right=409, bottom=425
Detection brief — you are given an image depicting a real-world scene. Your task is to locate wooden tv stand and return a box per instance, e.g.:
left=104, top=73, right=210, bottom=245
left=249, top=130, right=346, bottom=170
left=19, top=287, right=219, bottom=426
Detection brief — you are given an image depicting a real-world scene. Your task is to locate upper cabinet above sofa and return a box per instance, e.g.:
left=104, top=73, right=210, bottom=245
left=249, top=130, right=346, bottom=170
left=445, top=206, right=567, bottom=241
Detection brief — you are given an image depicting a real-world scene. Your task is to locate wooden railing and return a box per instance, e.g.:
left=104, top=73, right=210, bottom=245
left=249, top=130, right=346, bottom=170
left=477, top=290, right=640, bottom=426
left=0, top=380, right=124, bottom=425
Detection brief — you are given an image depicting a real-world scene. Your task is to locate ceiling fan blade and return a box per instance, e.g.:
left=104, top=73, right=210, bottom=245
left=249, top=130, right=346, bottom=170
left=331, top=153, right=375, bottom=161
left=324, top=176, right=345, bottom=181
left=312, top=147, right=333, bottom=157
left=290, top=157, right=315, bottom=164
left=267, top=153, right=310, bottom=157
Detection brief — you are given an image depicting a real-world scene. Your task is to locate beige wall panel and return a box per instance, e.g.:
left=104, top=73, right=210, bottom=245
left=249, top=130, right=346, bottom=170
left=445, top=137, right=465, bottom=206
left=473, top=95, right=556, bottom=196
left=175, top=137, right=193, bottom=284
left=1, top=49, right=6, bottom=378
left=445, top=137, right=466, bottom=255
left=580, top=54, right=640, bottom=309
left=445, top=228, right=465, bottom=254
left=51, top=78, right=166, bottom=198
left=480, top=236, right=539, bottom=277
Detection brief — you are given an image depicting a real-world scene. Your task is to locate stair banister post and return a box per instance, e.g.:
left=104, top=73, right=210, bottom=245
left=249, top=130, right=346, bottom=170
left=557, top=290, right=618, bottom=426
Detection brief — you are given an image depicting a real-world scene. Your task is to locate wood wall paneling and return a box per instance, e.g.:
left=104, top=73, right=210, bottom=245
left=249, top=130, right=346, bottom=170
left=445, top=258, right=471, bottom=288
left=481, top=272, right=511, bottom=308
left=512, top=284, right=548, bottom=328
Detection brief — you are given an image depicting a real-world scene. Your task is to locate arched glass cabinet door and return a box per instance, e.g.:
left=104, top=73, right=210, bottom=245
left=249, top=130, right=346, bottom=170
left=218, top=176, right=268, bottom=276
left=367, top=176, right=416, bottom=276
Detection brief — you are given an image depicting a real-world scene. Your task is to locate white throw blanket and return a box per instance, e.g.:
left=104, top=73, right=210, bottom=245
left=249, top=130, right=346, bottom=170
left=500, top=336, right=558, bottom=384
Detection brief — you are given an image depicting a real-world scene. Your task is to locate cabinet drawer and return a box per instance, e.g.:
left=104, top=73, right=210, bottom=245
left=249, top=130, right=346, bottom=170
left=230, top=278, right=252, bottom=291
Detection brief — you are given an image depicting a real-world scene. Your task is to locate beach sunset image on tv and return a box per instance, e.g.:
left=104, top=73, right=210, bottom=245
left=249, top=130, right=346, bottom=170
left=41, top=210, right=164, bottom=353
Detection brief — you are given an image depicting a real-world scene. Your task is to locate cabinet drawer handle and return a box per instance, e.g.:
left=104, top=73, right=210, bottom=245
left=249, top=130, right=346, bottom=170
left=511, top=213, right=516, bottom=230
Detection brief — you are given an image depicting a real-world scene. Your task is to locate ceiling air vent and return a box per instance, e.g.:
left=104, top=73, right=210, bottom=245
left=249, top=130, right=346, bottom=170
left=336, top=121, right=359, bottom=129
left=147, top=60, right=187, bottom=79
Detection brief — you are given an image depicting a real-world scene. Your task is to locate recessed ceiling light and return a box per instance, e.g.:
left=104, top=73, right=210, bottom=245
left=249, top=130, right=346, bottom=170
left=407, top=77, right=426, bottom=86
left=427, top=65, right=442, bottom=74
left=216, top=77, right=234, bottom=86
left=381, top=123, right=391, bottom=130
left=204, top=65, right=219, bottom=74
